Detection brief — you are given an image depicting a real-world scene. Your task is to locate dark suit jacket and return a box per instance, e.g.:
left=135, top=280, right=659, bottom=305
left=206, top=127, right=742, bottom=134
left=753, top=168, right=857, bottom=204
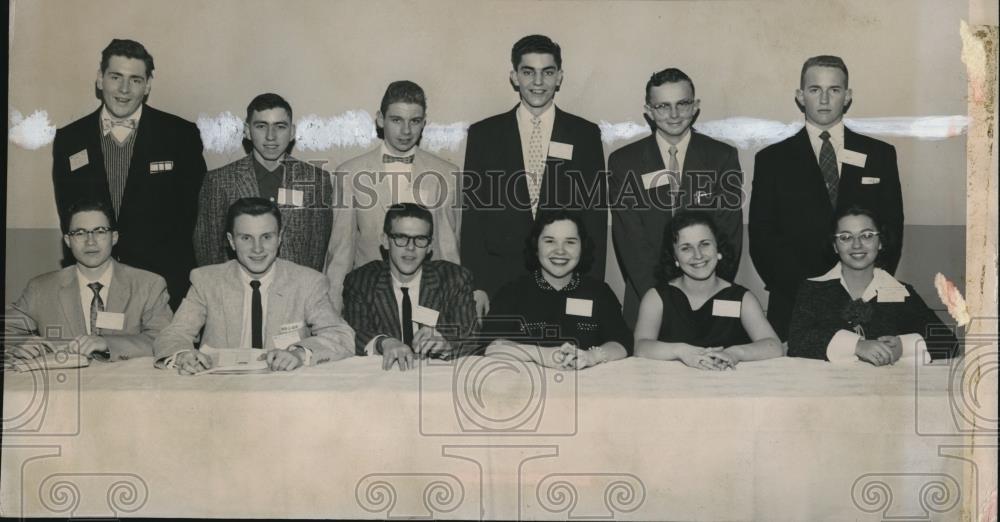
left=192, top=154, right=337, bottom=272
left=608, top=131, right=743, bottom=324
left=748, top=126, right=904, bottom=338
left=343, top=260, right=478, bottom=356
left=460, top=105, right=607, bottom=297
left=4, top=261, right=173, bottom=361
left=52, top=105, right=207, bottom=310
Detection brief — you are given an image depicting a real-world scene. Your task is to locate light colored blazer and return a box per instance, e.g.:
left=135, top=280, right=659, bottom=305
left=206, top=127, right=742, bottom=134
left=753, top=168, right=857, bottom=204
left=325, top=146, right=461, bottom=309
left=4, top=261, right=173, bottom=361
left=153, top=259, right=355, bottom=364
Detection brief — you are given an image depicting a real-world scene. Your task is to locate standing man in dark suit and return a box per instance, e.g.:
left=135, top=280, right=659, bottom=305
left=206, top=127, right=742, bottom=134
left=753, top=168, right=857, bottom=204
left=609, top=68, right=744, bottom=327
left=193, top=93, right=343, bottom=295
left=461, top=34, right=608, bottom=319
left=344, top=203, right=477, bottom=370
left=52, top=39, right=207, bottom=311
left=749, top=55, right=904, bottom=340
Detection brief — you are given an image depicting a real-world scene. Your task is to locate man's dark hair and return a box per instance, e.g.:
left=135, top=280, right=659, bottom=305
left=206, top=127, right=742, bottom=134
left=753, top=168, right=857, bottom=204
left=226, top=197, right=282, bottom=234
left=246, top=93, right=293, bottom=122
left=645, top=67, right=696, bottom=103
left=658, top=211, right=736, bottom=283
left=511, top=34, right=562, bottom=70
left=379, top=81, right=427, bottom=115
left=100, top=39, right=155, bottom=78
left=800, top=55, right=849, bottom=89
left=525, top=209, right=594, bottom=274
left=64, top=198, right=116, bottom=233
left=831, top=205, right=892, bottom=269
left=383, top=202, right=434, bottom=237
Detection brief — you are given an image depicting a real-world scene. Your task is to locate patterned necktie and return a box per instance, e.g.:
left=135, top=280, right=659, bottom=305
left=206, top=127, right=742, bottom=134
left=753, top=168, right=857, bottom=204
left=818, top=131, right=840, bottom=206
left=87, top=282, right=104, bottom=335
left=401, top=287, right=413, bottom=347
left=250, top=280, right=263, bottom=349
left=101, top=117, right=137, bottom=143
left=526, top=117, right=545, bottom=217
left=382, top=154, right=414, bottom=164
left=668, top=144, right=680, bottom=192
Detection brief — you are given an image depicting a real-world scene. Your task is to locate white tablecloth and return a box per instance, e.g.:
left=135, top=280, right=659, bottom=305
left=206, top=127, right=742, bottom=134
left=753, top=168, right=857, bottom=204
left=1, top=354, right=982, bottom=520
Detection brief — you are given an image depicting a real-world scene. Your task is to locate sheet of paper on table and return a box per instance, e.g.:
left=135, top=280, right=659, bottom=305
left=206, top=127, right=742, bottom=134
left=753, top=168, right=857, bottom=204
left=196, top=345, right=270, bottom=375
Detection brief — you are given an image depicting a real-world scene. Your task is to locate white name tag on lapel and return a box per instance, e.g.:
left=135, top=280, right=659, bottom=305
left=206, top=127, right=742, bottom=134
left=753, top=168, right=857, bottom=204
left=277, top=188, right=304, bottom=206
left=565, top=298, right=593, bottom=317
left=149, top=161, right=174, bottom=174
left=861, top=177, right=881, bottom=185
left=641, top=170, right=671, bottom=190
left=279, top=321, right=303, bottom=334
left=272, top=330, right=302, bottom=350
left=95, top=311, right=125, bottom=330
left=69, top=150, right=89, bottom=171
left=712, top=299, right=742, bottom=318
left=841, top=149, right=867, bottom=168
left=548, top=141, right=574, bottom=160
left=412, top=305, right=440, bottom=327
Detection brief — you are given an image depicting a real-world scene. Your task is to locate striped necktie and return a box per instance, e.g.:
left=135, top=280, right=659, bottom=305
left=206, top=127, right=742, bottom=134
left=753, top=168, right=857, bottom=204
left=87, top=282, right=104, bottom=335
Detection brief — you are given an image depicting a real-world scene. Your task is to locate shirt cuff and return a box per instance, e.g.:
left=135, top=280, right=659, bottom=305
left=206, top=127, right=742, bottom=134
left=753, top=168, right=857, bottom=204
left=294, top=345, right=313, bottom=366
left=826, top=329, right=862, bottom=364
left=365, top=335, right=386, bottom=356
left=897, top=333, right=932, bottom=365
left=160, top=349, right=192, bottom=369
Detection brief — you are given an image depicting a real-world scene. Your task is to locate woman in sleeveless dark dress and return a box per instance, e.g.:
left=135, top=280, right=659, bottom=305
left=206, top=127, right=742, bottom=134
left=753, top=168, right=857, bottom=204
left=634, top=212, right=782, bottom=369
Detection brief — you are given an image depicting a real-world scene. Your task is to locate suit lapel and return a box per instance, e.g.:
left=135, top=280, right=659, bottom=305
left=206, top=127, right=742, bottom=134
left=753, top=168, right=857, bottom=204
left=223, top=261, right=248, bottom=347
left=419, top=263, right=441, bottom=310
left=104, top=260, right=130, bottom=314
left=235, top=155, right=260, bottom=198
left=839, top=127, right=865, bottom=190
left=264, top=261, right=290, bottom=349
left=119, top=105, right=153, bottom=220
left=58, top=267, right=88, bottom=338
left=83, top=109, right=113, bottom=205
left=375, top=266, right=402, bottom=339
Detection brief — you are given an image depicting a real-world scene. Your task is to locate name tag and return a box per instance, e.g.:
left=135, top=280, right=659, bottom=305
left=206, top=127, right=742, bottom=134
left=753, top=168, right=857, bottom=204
left=412, top=305, right=440, bottom=327
left=277, top=188, right=304, bottom=207
left=565, top=298, right=593, bottom=317
left=841, top=149, right=867, bottom=168
left=69, top=150, right=89, bottom=171
left=95, top=311, right=125, bottom=330
left=712, top=299, right=742, bottom=318
left=641, top=170, right=672, bottom=190
left=272, top=330, right=302, bottom=350
left=548, top=141, right=574, bottom=160
left=279, top=321, right=303, bottom=334
left=861, top=177, right=881, bottom=185
left=149, top=161, right=174, bottom=174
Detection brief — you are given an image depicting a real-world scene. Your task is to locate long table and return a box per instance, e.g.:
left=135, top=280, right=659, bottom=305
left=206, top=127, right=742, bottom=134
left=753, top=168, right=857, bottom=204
left=1, top=354, right=987, bottom=520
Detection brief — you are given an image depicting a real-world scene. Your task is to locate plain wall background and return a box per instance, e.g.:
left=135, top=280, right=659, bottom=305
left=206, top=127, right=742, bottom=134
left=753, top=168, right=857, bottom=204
left=6, top=0, right=968, bottom=312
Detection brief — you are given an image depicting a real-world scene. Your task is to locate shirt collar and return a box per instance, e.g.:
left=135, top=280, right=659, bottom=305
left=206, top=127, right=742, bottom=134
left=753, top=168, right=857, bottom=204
left=100, top=104, right=143, bottom=124
left=809, top=262, right=907, bottom=302
left=804, top=120, right=844, bottom=145
left=237, top=261, right=277, bottom=289
left=391, top=267, right=423, bottom=291
left=533, top=269, right=580, bottom=293
left=516, top=102, right=556, bottom=126
left=654, top=128, right=692, bottom=158
left=380, top=140, right=416, bottom=159
left=77, top=261, right=114, bottom=290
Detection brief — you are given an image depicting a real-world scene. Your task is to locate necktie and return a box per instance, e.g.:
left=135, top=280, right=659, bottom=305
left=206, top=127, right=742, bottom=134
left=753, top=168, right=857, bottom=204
left=401, top=287, right=413, bottom=347
left=668, top=144, right=680, bottom=192
left=87, top=282, right=104, bottom=335
left=818, top=131, right=839, bottom=207
left=526, top=117, right=545, bottom=217
left=382, top=154, right=414, bottom=164
left=101, top=117, right=136, bottom=143
left=250, top=280, right=263, bottom=349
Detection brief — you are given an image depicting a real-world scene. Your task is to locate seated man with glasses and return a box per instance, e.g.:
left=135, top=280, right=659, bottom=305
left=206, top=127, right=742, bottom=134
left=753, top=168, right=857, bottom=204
left=608, top=67, right=743, bottom=328
left=787, top=206, right=958, bottom=365
left=5, top=198, right=173, bottom=362
left=343, top=203, right=477, bottom=371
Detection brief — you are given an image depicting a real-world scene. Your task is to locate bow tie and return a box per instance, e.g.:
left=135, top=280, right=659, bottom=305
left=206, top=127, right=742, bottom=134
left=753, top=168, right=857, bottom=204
left=101, top=117, right=137, bottom=134
left=382, top=154, right=414, bottom=164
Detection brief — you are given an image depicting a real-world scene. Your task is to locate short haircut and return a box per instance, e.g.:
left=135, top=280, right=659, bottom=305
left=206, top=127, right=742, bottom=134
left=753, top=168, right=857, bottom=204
left=64, top=198, right=116, bottom=233
left=246, top=93, right=293, bottom=122
left=831, top=205, right=892, bottom=269
left=525, top=209, right=594, bottom=274
left=645, top=67, right=696, bottom=103
left=379, top=81, right=427, bottom=115
left=100, top=39, right=155, bottom=78
left=383, top=202, right=434, bottom=237
left=511, top=34, right=562, bottom=70
left=658, top=211, right=736, bottom=283
left=800, top=55, right=849, bottom=88
left=226, top=197, right=282, bottom=234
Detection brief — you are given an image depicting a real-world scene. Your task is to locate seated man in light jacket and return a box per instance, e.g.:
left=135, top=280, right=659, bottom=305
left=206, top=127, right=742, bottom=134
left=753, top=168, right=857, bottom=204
left=154, top=197, right=355, bottom=374
left=5, top=198, right=173, bottom=361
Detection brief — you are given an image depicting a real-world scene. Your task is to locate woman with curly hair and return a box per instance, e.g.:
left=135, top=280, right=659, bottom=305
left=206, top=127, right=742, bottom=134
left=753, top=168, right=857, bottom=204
left=787, top=206, right=958, bottom=365
left=634, top=211, right=781, bottom=369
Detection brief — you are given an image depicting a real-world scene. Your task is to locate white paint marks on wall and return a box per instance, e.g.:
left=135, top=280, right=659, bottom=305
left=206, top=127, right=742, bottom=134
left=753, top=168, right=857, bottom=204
left=9, top=108, right=973, bottom=152
left=7, top=109, right=56, bottom=150
left=196, top=111, right=244, bottom=153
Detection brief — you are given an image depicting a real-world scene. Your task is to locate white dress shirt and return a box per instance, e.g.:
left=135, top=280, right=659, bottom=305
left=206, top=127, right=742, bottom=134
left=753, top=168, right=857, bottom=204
left=364, top=268, right=423, bottom=355
left=515, top=102, right=556, bottom=174
left=654, top=129, right=692, bottom=179
left=77, top=263, right=114, bottom=335
left=804, top=120, right=845, bottom=176
left=237, top=265, right=276, bottom=349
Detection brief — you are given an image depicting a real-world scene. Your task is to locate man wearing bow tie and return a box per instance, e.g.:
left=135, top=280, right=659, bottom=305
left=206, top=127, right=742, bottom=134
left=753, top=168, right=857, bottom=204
left=326, top=81, right=461, bottom=312
left=51, top=39, right=207, bottom=311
